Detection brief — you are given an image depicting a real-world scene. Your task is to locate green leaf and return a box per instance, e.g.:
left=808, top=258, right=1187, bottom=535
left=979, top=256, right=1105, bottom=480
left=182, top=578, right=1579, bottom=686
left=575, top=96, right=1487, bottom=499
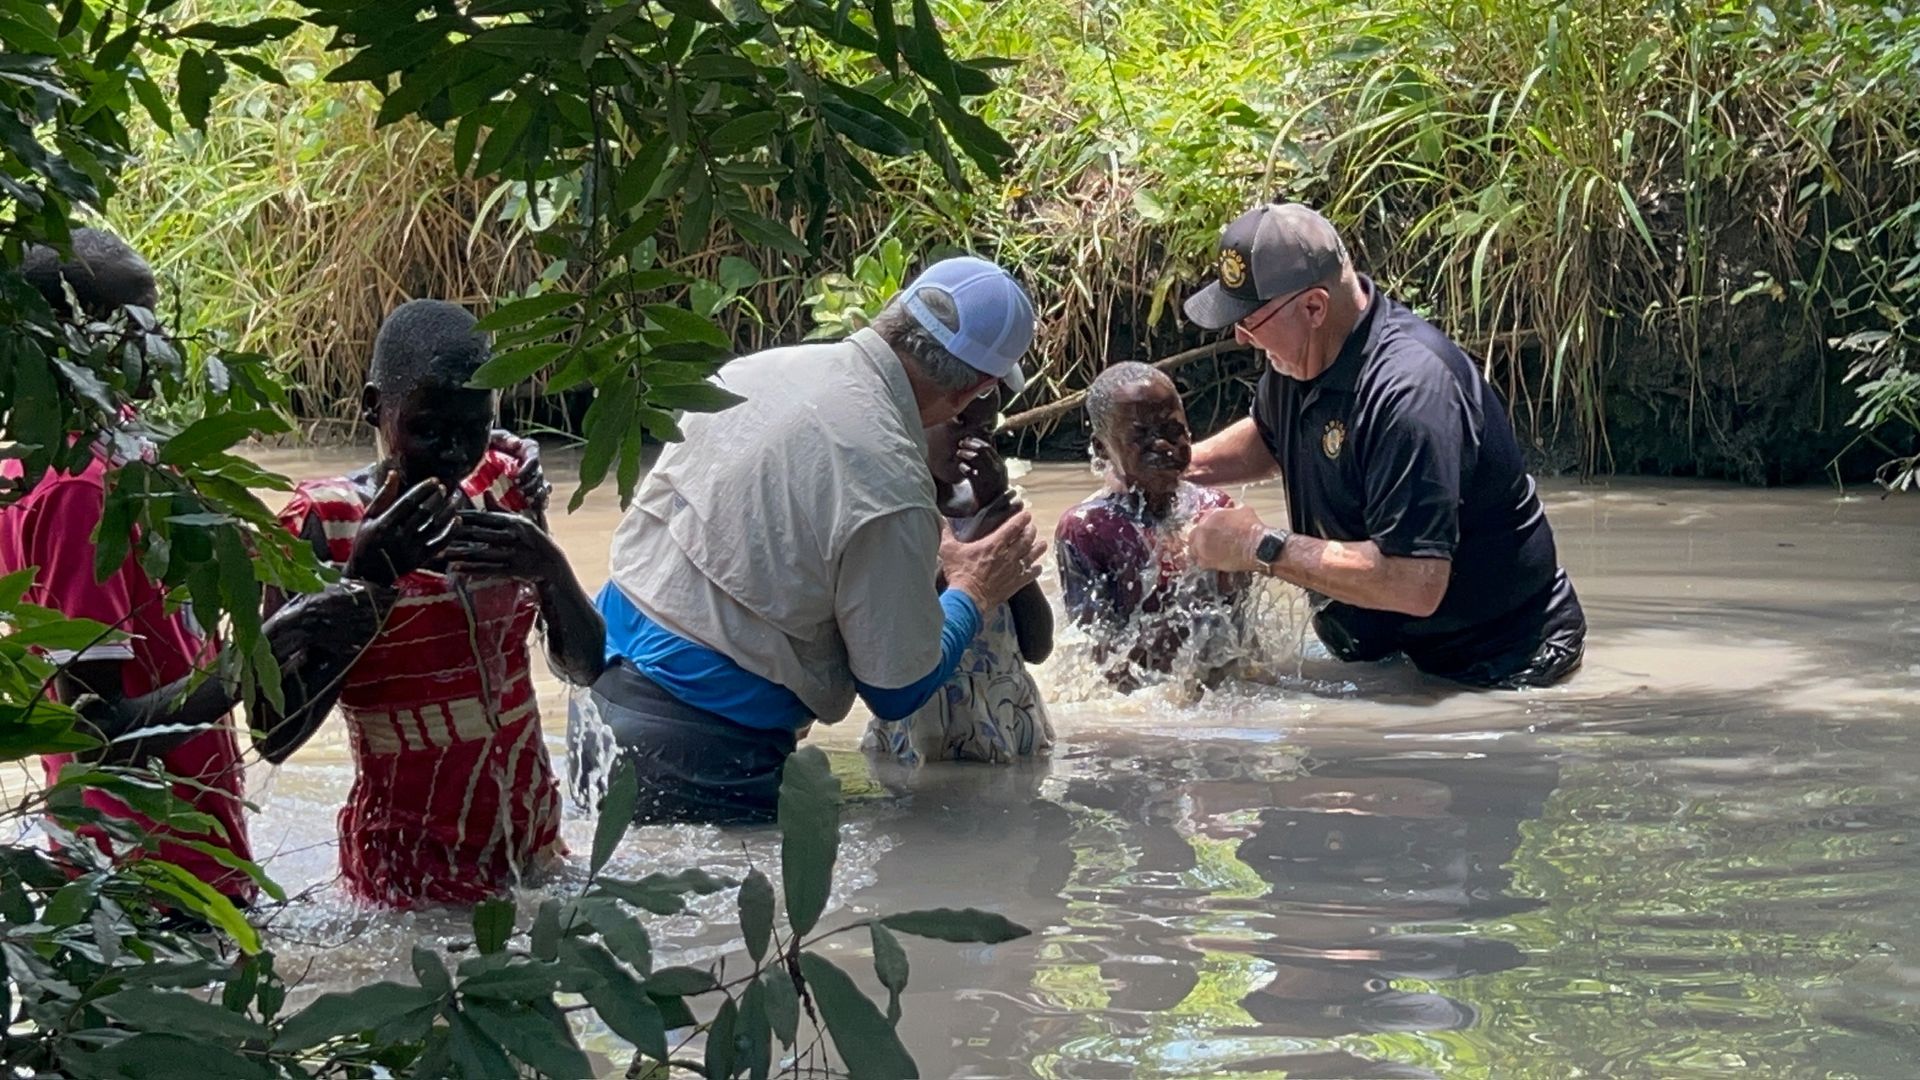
left=174, top=17, right=301, bottom=47
left=571, top=373, right=636, bottom=510
left=68, top=1034, right=274, bottom=1080
left=476, top=291, right=582, bottom=332
left=44, top=874, right=101, bottom=927
left=615, top=139, right=674, bottom=214
left=461, top=959, right=563, bottom=1000
left=97, top=986, right=270, bottom=1042
left=869, top=921, right=908, bottom=1023
left=798, top=952, right=918, bottom=1079
left=737, top=974, right=773, bottom=1080
left=177, top=49, right=222, bottom=132
left=159, top=410, right=279, bottom=466
left=645, top=303, right=732, bottom=349
left=738, top=868, right=775, bottom=963
left=136, top=861, right=260, bottom=953
left=227, top=53, right=288, bottom=87
left=867, top=0, right=899, bottom=73
left=572, top=897, right=653, bottom=973
left=531, top=899, right=562, bottom=962
left=906, top=0, right=960, bottom=101
left=652, top=990, right=698, bottom=1030
left=717, top=256, right=761, bottom=293
left=413, top=945, right=453, bottom=995
left=647, top=964, right=718, bottom=996
left=927, top=92, right=1012, bottom=179
left=725, top=208, right=810, bottom=258
left=761, top=968, right=799, bottom=1048
left=274, top=982, right=444, bottom=1050
left=465, top=1000, right=593, bottom=1080
left=473, top=898, right=515, bottom=955
left=596, top=867, right=738, bottom=916
left=470, top=342, right=568, bottom=389
left=563, top=939, right=669, bottom=1060
left=705, top=995, right=739, bottom=1079
left=708, top=110, right=783, bottom=152
left=450, top=1007, right=517, bottom=1078
left=591, top=755, right=638, bottom=878
left=881, top=907, right=1031, bottom=943
left=778, top=745, right=841, bottom=937
left=130, top=72, right=174, bottom=134
left=647, top=379, right=745, bottom=413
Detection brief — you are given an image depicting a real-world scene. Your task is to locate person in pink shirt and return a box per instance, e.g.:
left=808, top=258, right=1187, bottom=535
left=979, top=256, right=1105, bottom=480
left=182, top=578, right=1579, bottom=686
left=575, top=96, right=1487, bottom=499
left=4, top=230, right=372, bottom=904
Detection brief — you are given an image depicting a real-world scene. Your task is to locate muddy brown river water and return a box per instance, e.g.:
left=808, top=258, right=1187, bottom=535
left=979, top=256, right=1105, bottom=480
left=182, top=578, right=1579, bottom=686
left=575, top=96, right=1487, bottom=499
left=60, top=452, right=1920, bottom=1076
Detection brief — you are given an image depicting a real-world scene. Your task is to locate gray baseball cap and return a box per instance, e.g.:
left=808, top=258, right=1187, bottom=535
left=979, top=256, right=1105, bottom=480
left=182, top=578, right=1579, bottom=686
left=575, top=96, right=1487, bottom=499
left=1183, top=203, right=1348, bottom=330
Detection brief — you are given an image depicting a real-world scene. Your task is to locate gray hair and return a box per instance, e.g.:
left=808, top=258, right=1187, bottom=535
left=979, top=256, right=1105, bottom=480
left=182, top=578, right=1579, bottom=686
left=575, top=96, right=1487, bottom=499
left=871, top=287, right=981, bottom=393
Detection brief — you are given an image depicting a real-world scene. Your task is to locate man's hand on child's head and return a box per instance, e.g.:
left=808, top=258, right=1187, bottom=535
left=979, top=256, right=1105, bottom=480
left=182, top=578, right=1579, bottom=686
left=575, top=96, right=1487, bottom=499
left=347, top=473, right=456, bottom=587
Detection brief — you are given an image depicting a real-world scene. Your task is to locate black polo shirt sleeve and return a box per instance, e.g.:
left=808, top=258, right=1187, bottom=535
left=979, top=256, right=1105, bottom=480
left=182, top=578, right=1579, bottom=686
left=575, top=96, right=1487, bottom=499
left=1354, top=361, right=1474, bottom=560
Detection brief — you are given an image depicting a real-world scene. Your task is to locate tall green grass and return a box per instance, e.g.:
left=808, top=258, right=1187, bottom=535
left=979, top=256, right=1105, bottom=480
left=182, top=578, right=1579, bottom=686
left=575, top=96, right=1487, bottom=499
left=110, top=3, right=547, bottom=433
left=110, top=0, right=1920, bottom=478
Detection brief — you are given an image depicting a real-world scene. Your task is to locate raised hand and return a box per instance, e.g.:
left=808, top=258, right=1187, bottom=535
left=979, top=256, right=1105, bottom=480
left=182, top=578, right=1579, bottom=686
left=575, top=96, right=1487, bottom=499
left=955, top=436, right=1009, bottom=509
left=442, top=505, right=567, bottom=584
left=489, top=429, right=552, bottom=520
left=345, top=472, right=456, bottom=587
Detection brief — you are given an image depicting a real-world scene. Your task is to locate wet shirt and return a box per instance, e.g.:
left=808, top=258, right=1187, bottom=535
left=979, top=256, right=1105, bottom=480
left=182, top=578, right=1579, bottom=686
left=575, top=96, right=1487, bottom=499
left=278, top=451, right=562, bottom=908
left=1054, top=484, right=1241, bottom=628
left=605, top=328, right=945, bottom=725
left=1251, top=276, right=1580, bottom=675
left=0, top=448, right=255, bottom=902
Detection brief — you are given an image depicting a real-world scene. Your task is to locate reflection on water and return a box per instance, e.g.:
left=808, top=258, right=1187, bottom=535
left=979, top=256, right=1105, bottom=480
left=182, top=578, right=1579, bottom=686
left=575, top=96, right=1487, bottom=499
left=220, top=454, right=1920, bottom=1076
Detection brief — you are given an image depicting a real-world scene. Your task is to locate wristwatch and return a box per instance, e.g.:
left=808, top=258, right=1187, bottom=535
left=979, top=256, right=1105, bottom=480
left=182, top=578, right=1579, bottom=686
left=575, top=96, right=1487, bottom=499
left=1254, top=527, right=1291, bottom=572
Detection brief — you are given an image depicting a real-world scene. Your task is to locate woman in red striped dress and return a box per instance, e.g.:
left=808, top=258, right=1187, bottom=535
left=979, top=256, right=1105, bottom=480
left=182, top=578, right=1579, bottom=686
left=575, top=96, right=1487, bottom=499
left=269, top=300, right=604, bottom=908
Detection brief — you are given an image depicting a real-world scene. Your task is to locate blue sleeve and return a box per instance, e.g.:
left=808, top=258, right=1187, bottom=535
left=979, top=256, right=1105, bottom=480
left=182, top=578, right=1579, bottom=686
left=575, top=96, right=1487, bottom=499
left=854, top=589, right=981, bottom=721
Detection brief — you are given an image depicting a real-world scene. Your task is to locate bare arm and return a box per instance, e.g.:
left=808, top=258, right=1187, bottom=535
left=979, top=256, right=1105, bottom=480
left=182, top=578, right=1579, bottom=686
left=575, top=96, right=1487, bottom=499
left=1007, top=581, right=1054, bottom=665
left=1186, top=418, right=1281, bottom=488
left=1186, top=504, right=1449, bottom=618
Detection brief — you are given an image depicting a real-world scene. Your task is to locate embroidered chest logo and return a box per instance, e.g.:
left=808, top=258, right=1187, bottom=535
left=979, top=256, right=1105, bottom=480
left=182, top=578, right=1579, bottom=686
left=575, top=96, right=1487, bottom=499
left=1219, top=249, right=1248, bottom=289
left=1321, top=418, right=1347, bottom=460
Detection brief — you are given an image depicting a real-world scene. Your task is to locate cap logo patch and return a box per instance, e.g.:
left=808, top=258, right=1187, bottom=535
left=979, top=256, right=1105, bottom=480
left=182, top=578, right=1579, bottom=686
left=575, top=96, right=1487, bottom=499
left=1219, top=249, right=1248, bottom=289
left=1322, top=418, right=1346, bottom=460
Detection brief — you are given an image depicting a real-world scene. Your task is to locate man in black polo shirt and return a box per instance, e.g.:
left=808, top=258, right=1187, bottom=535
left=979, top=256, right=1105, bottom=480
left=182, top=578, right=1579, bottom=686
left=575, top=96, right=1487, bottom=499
left=1180, top=203, right=1585, bottom=688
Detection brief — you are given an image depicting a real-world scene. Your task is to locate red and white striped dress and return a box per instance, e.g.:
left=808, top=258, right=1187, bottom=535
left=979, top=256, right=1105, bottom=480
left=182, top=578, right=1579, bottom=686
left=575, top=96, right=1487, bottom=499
left=278, top=451, right=563, bottom=908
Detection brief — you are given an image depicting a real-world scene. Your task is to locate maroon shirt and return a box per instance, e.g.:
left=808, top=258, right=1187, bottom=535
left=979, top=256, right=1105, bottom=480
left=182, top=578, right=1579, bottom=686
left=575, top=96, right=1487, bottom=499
left=1054, top=483, right=1244, bottom=629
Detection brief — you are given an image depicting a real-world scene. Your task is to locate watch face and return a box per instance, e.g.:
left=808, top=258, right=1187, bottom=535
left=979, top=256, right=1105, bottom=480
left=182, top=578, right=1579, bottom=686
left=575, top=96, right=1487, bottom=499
left=1256, top=531, right=1286, bottom=564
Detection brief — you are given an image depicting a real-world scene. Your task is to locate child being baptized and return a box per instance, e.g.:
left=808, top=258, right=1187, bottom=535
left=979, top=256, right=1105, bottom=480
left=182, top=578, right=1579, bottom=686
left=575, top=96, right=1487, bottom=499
left=1054, top=363, right=1254, bottom=690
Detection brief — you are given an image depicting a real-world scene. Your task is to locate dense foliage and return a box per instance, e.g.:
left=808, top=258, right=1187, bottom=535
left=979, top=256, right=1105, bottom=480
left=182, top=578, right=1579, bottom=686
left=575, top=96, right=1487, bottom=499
left=116, top=0, right=1920, bottom=484
left=3, top=0, right=1024, bottom=1074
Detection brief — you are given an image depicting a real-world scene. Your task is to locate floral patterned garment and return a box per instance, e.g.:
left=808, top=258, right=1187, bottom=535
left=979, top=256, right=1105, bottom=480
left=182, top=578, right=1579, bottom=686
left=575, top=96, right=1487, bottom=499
left=864, top=600, right=1053, bottom=766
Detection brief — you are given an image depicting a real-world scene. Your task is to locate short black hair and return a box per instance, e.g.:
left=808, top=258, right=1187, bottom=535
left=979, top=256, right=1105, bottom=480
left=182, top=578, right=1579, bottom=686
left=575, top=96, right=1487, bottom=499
left=1086, top=361, right=1172, bottom=437
left=369, top=299, right=491, bottom=399
left=21, top=228, right=159, bottom=317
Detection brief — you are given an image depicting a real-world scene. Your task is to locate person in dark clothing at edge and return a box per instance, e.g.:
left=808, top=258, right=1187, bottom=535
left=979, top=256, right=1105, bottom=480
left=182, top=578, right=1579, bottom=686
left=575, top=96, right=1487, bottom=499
left=1181, top=203, right=1586, bottom=689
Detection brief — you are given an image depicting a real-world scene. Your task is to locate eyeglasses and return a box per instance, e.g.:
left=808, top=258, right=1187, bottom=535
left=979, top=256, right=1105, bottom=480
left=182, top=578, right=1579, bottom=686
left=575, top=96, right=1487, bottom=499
left=1237, top=287, right=1317, bottom=334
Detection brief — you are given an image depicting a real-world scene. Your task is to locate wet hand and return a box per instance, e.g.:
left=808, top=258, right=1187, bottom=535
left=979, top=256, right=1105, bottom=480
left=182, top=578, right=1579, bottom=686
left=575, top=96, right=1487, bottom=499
left=265, top=584, right=379, bottom=668
left=443, top=505, right=565, bottom=583
left=1187, top=504, right=1268, bottom=573
left=490, top=430, right=552, bottom=519
left=955, top=437, right=1008, bottom=510
left=940, top=507, right=1047, bottom=609
left=346, top=472, right=456, bottom=587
